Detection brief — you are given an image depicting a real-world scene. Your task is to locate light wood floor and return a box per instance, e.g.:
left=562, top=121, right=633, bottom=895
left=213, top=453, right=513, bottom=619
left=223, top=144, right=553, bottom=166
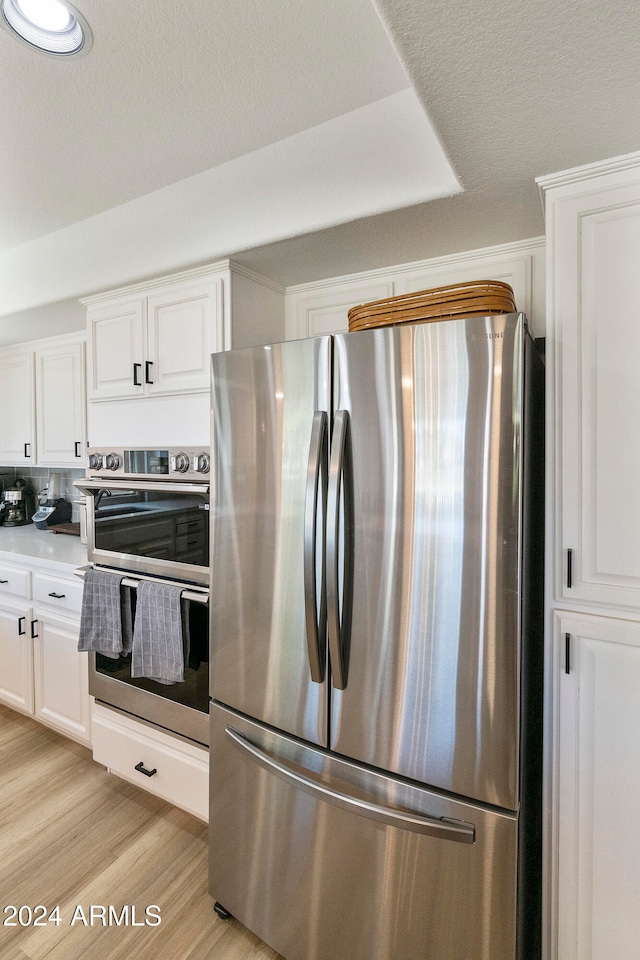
left=0, top=704, right=283, bottom=960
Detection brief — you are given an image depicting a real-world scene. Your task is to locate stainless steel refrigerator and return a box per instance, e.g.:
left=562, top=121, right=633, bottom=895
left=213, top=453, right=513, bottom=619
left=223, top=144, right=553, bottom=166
left=208, top=313, right=544, bottom=960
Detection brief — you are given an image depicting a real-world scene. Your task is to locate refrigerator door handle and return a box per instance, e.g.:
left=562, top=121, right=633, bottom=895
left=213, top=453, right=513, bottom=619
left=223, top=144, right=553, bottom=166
left=225, top=725, right=475, bottom=844
left=304, top=410, right=328, bottom=683
left=326, top=409, right=354, bottom=690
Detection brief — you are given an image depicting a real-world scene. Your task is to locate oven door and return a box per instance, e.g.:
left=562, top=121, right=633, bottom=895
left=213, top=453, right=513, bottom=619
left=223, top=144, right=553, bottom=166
left=87, top=577, right=210, bottom=746
left=75, top=478, right=210, bottom=586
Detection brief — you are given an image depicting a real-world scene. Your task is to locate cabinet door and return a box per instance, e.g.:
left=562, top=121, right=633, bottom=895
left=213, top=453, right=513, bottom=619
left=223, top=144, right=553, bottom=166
left=35, top=341, right=86, bottom=465
left=87, top=299, right=145, bottom=400
left=146, top=277, right=223, bottom=395
left=0, top=599, right=34, bottom=713
left=555, top=612, right=640, bottom=960
left=552, top=179, right=640, bottom=609
left=33, top=610, right=90, bottom=745
left=0, top=353, right=36, bottom=465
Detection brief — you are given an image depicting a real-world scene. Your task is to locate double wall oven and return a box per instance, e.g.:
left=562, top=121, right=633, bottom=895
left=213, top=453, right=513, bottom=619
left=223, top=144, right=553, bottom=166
left=74, top=447, right=210, bottom=746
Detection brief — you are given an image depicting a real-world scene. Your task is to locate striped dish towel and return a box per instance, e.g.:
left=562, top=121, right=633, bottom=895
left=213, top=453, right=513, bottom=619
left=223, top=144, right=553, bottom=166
left=131, top=579, right=188, bottom=684
left=77, top=567, right=133, bottom=657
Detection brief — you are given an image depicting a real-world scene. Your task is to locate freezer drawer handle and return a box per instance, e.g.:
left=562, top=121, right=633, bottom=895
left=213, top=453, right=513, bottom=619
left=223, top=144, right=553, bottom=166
left=326, top=409, right=354, bottom=690
left=304, top=410, right=328, bottom=683
left=225, top=725, right=475, bottom=844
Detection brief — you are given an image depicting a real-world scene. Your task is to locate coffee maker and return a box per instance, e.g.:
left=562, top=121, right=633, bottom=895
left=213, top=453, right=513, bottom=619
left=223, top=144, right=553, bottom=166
left=0, top=478, right=36, bottom=526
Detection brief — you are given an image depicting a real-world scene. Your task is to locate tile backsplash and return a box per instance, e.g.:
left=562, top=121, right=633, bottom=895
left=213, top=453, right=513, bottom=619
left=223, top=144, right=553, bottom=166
left=0, top=467, right=84, bottom=520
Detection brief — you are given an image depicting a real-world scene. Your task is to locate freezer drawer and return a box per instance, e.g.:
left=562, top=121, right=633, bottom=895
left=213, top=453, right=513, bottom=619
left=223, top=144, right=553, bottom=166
left=209, top=703, right=518, bottom=960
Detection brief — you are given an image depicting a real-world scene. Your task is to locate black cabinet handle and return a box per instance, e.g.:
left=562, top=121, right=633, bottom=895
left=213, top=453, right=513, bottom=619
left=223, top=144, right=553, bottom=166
left=567, top=549, right=573, bottom=588
left=565, top=633, right=571, bottom=674
left=24, top=443, right=31, bottom=458
left=133, top=363, right=142, bottom=386
left=75, top=441, right=82, bottom=458
left=145, top=361, right=154, bottom=384
left=30, top=619, right=38, bottom=639
left=18, top=617, right=26, bottom=636
left=135, top=761, right=157, bottom=778
left=0, top=579, right=8, bottom=584
left=48, top=592, right=66, bottom=599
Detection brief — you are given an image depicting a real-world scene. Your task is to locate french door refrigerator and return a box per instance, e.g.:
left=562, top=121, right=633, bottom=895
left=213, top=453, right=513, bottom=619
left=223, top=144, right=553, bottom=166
left=209, top=313, right=544, bottom=960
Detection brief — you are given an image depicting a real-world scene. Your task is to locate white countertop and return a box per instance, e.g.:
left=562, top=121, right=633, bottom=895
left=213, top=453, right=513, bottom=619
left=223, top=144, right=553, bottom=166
left=0, top=524, right=87, bottom=573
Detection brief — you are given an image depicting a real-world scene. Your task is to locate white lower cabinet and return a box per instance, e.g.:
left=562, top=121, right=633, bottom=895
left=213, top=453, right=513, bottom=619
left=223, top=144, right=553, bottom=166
left=33, top=608, right=90, bottom=745
left=555, top=611, right=640, bottom=960
left=91, top=702, right=209, bottom=821
left=0, top=596, right=34, bottom=713
left=0, top=563, right=91, bottom=747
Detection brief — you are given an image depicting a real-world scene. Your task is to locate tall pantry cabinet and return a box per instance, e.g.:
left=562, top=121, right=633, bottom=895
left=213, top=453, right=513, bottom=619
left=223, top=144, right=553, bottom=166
left=539, top=153, right=640, bottom=960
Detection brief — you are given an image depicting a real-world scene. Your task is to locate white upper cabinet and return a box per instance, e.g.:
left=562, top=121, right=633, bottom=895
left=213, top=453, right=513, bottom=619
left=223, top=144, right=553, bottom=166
left=35, top=340, right=86, bottom=466
left=284, top=240, right=541, bottom=340
left=86, top=274, right=223, bottom=402
left=83, top=261, right=284, bottom=447
left=0, top=351, right=36, bottom=465
left=146, top=277, right=223, bottom=395
left=87, top=299, right=145, bottom=400
left=0, top=335, right=86, bottom=467
left=540, top=160, right=640, bottom=611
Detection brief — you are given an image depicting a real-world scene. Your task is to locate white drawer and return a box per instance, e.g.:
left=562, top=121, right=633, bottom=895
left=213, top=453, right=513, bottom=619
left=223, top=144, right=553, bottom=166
left=0, top=563, right=31, bottom=599
left=91, top=705, right=209, bottom=821
left=33, top=572, right=84, bottom=616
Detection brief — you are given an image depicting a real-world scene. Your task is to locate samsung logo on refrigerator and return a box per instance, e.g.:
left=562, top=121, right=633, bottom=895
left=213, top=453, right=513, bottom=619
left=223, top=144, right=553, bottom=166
left=466, top=332, right=505, bottom=341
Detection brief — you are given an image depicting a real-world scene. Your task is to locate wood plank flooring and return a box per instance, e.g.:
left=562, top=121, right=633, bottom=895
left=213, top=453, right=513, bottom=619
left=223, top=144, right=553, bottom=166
left=0, top=705, right=283, bottom=960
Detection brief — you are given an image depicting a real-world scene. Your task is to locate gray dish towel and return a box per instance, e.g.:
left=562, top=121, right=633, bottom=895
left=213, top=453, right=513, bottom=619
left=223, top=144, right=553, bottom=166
left=131, top=579, right=188, bottom=684
left=77, top=568, right=133, bottom=657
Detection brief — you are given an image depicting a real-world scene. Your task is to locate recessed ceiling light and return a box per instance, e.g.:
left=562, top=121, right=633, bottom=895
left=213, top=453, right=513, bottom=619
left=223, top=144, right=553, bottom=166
left=1, top=0, right=92, bottom=57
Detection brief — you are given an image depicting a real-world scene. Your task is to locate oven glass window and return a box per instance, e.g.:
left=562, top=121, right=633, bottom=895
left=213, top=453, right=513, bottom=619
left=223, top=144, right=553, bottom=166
left=92, top=487, right=209, bottom=567
left=94, top=600, right=209, bottom=713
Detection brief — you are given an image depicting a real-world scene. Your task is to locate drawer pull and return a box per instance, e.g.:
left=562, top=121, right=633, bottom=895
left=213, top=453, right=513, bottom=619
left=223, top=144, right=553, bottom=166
left=48, top=592, right=66, bottom=599
left=0, top=579, right=8, bottom=584
left=135, top=761, right=157, bottom=778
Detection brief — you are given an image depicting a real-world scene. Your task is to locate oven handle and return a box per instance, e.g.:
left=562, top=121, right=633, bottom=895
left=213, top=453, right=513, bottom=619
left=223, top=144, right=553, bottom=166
left=74, top=564, right=209, bottom=605
left=74, top=478, right=209, bottom=496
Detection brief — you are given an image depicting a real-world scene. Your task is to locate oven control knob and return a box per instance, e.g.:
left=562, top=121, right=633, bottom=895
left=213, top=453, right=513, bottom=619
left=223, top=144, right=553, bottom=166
left=105, top=453, right=120, bottom=471
left=193, top=453, right=210, bottom=474
left=87, top=452, right=103, bottom=471
left=173, top=452, right=190, bottom=474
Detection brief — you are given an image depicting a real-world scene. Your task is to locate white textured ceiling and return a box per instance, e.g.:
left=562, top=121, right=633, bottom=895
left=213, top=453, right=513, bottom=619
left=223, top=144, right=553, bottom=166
left=2, top=0, right=640, bottom=329
left=0, top=0, right=412, bottom=251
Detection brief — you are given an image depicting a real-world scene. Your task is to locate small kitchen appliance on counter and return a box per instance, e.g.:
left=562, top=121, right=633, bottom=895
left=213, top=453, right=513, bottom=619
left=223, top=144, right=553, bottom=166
left=0, top=478, right=36, bottom=526
left=32, top=472, right=72, bottom=529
